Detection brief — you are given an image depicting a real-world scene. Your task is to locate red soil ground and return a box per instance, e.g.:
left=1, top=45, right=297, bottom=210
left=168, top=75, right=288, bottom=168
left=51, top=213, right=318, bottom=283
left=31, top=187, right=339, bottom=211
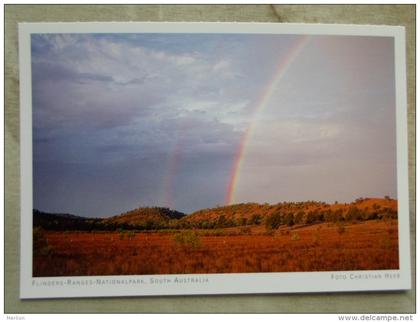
left=33, top=219, right=399, bottom=277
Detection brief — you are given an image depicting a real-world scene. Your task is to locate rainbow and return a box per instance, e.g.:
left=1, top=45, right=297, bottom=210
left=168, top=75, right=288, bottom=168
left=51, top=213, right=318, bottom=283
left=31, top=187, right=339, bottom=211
left=225, top=35, right=310, bottom=205
left=162, top=136, right=185, bottom=209
left=161, top=116, right=194, bottom=209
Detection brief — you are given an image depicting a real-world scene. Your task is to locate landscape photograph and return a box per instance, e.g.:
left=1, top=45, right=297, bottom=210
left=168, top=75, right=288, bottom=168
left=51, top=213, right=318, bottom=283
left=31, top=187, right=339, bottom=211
left=31, top=32, right=399, bottom=277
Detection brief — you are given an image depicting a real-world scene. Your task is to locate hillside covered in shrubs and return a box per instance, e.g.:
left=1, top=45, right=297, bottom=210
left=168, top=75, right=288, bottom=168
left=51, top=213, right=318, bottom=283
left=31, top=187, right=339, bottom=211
left=180, top=197, right=397, bottom=230
left=33, top=197, right=397, bottom=232
left=33, top=207, right=186, bottom=231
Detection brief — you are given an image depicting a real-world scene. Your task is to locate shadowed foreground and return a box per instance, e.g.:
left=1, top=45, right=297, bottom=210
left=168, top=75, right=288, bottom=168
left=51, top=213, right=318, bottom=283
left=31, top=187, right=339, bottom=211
left=33, top=220, right=398, bottom=276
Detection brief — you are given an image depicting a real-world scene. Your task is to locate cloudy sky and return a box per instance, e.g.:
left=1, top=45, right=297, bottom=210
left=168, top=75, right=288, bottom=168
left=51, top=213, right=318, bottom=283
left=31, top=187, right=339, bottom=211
left=31, top=33, right=396, bottom=217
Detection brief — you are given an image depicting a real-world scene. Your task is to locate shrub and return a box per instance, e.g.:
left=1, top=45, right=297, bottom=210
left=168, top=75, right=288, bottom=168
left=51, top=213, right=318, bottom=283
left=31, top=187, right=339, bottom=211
left=215, top=215, right=228, bottom=228
left=337, top=221, right=346, bottom=234
left=265, top=212, right=282, bottom=230
left=284, top=212, right=294, bottom=226
left=127, top=231, right=135, bottom=240
left=212, top=229, right=224, bottom=236
left=173, top=231, right=202, bottom=249
left=381, top=208, right=397, bottom=220
left=240, top=226, right=252, bottom=235
left=333, top=209, right=344, bottom=223
left=265, top=229, right=275, bottom=236
left=291, top=232, right=300, bottom=241
left=304, top=211, right=316, bottom=224
left=239, top=216, right=247, bottom=226
left=280, top=229, right=290, bottom=236
left=33, top=226, right=52, bottom=256
left=200, top=220, right=211, bottom=229
left=347, top=206, right=363, bottom=222
left=248, top=214, right=262, bottom=225
left=294, top=211, right=305, bottom=225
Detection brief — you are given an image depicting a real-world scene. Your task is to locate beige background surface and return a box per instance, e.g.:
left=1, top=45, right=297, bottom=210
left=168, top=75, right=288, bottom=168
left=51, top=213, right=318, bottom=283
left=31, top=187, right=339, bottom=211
left=5, top=4, right=415, bottom=313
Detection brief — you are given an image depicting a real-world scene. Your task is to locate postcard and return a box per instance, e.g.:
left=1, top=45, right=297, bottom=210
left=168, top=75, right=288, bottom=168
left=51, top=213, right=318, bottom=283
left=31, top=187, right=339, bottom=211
left=18, top=22, right=411, bottom=299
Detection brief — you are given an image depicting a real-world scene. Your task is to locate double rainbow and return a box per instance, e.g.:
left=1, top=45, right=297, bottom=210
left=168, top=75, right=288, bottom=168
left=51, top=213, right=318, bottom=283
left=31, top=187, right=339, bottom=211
left=225, top=35, right=310, bottom=205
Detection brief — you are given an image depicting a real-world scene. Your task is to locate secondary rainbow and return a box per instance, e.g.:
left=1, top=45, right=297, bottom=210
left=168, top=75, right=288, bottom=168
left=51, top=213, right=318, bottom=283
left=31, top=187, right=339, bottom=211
left=162, top=136, right=185, bottom=209
left=225, top=35, right=310, bottom=205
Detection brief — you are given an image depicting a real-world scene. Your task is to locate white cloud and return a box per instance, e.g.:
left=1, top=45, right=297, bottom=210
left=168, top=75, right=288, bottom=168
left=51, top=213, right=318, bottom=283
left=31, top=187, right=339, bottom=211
left=173, top=55, right=196, bottom=66
left=212, top=60, right=230, bottom=72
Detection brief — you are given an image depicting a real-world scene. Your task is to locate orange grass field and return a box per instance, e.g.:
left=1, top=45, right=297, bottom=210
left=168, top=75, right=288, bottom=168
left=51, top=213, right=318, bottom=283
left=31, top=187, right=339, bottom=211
left=33, top=220, right=399, bottom=277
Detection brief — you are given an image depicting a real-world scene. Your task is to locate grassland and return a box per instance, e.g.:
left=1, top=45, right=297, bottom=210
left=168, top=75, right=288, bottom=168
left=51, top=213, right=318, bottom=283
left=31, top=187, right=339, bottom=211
left=33, top=219, right=398, bottom=277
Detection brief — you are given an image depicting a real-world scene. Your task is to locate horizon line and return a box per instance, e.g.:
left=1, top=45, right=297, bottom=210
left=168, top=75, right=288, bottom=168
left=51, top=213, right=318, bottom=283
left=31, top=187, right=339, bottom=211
left=33, top=195, right=397, bottom=219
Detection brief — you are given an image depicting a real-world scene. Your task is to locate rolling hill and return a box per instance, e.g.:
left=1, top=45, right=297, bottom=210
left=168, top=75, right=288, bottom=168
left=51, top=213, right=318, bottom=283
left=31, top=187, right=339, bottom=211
left=33, top=197, right=397, bottom=231
left=180, top=197, right=397, bottom=228
left=33, top=209, right=102, bottom=231
left=33, top=207, right=186, bottom=231
left=102, top=207, right=185, bottom=229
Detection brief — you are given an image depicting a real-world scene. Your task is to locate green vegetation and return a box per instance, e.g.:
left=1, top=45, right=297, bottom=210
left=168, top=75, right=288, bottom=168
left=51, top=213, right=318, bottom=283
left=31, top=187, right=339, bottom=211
left=291, top=232, right=300, bottom=241
left=265, top=212, right=282, bottom=230
left=173, top=231, right=202, bottom=249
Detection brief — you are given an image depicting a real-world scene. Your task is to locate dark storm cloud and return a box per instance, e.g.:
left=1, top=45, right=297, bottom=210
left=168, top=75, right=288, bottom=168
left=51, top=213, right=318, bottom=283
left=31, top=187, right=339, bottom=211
left=32, top=61, right=114, bottom=83
left=31, top=33, right=397, bottom=216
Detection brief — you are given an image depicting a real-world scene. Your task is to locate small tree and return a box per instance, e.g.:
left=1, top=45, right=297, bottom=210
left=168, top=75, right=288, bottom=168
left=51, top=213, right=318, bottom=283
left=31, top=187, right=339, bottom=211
left=347, top=206, right=362, bottom=222
left=284, top=212, right=294, bottom=226
left=248, top=214, right=262, bottom=225
left=126, top=231, right=135, bottom=240
left=294, top=210, right=305, bottom=225
left=216, top=214, right=227, bottom=228
left=304, top=211, right=316, bottom=225
left=265, top=212, right=282, bottom=230
left=334, top=209, right=344, bottom=223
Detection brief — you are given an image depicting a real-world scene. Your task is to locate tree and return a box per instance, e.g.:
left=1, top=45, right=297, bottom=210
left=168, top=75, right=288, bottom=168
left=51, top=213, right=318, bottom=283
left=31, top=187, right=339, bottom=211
left=265, top=212, right=282, bottom=230
left=248, top=214, right=262, bottom=225
left=324, top=209, right=334, bottom=222
left=294, top=210, right=305, bottom=225
left=335, top=209, right=344, bottom=222
left=304, top=211, right=316, bottom=224
left=284, top=212, right=294, bottom=226
left=347, top=206, right=362, bottom=222
left=318, top=211, right=326, bottom=222
left=216, top=214, right=227, bottom=228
